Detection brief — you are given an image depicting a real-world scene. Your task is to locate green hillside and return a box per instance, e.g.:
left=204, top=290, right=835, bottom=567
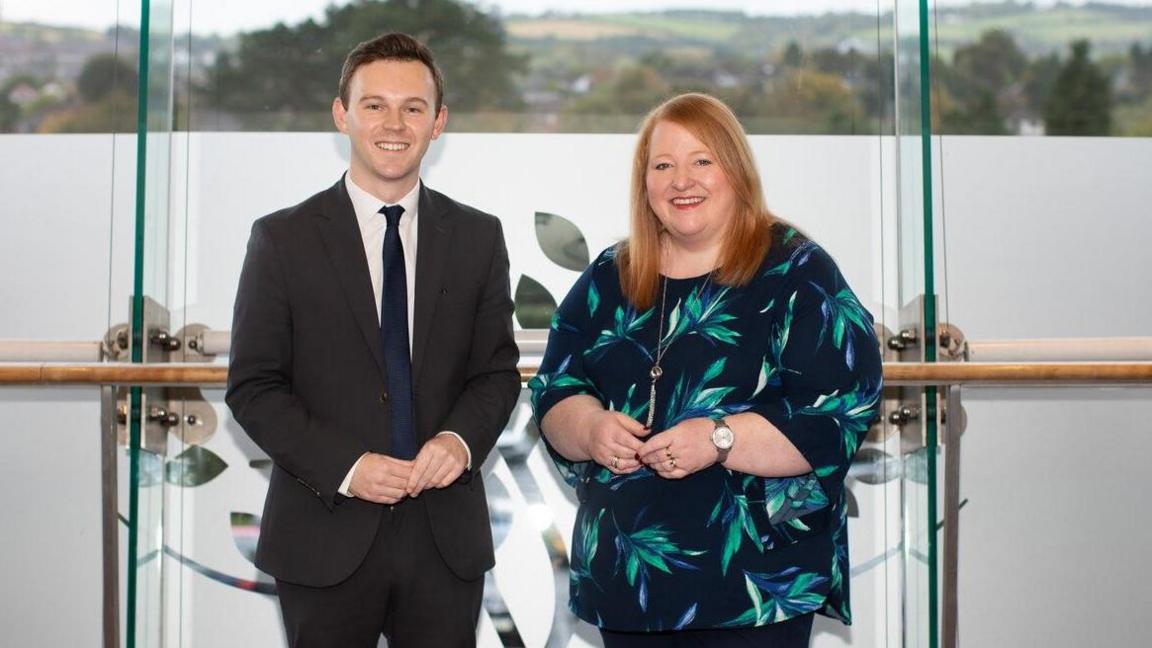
left=508, top=3, right=1152, bottom=57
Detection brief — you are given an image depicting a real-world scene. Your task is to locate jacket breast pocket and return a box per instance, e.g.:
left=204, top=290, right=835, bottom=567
left=746, top=472, right=832, bottom=550
left=436, top=280, right=479, bottom=312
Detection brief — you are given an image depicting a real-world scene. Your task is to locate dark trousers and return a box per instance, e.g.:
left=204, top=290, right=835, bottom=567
left=275, top=497, right=483, bottom=648
left=600, top=613, right=814, bottom=648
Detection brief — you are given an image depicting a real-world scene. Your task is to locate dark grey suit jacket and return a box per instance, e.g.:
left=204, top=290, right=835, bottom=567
left=226, top=178, right=520, bottom=587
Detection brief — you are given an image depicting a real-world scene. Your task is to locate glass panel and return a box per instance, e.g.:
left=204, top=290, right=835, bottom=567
left=927, top=4, right=1152, bottom=642
left=166, top=1, right=913, bottom=647
left=0, top=1, right=141, bottom=647
left=127, top=1, right=176, bottom=647
left=955, top=387, right=1152, bottom=646
left=893, top=0, right=939, bottom=646
left=175, top=0, right=908, bottom=137
left=925, top=3, right=1152, bottom=648
left=924, top=2, right=1152, bottom=138
left=8, top=1, right=1150, bottom=647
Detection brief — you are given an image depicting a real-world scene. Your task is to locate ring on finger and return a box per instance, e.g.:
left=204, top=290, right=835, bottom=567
left=668, top=457, right=677, bottom=470
left=611, top=456, right=620, bottom=469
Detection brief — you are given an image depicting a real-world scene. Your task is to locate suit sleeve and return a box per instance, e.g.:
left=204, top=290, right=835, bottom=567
left=225, top=219, right=368, bottom=508
left=438, top=219, right=521, bottom=473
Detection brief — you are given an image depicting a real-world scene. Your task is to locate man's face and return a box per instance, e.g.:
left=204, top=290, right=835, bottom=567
left=332, top=59, right=446, bottom=202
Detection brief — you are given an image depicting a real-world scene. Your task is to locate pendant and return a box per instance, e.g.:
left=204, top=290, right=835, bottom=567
left=645, top=364, right=661, bottom=428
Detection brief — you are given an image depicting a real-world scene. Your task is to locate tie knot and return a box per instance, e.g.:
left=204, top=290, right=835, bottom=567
left=380, top=204, right=405, bottom=228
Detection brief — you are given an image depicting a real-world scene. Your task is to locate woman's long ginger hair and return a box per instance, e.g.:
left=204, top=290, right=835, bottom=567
left=617, top=93, right=779, bottom=309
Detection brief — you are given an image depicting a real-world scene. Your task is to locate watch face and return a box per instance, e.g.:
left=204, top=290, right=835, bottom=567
left=712, top=425, right=734, bottom=450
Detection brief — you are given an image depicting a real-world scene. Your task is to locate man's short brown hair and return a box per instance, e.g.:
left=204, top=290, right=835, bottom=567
left=338, top=32, right=444, bottom=111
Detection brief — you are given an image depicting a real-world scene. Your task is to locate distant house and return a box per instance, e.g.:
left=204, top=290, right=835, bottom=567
left=570, top=74, right=592, bottom=94
left=713, top=69, right=739, bottom=88
left=837, top=37, right=864, bottom=55
left=7, top=82, right=38, bottom=106
left=39, top=82, right=66, bottom=100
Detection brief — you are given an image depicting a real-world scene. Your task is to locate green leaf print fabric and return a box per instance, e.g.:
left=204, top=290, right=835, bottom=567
left=529, top=228, right=883, bottom=631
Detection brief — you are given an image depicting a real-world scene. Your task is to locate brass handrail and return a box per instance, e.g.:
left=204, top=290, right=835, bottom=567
left=1, top=362, right=1152, bottom=387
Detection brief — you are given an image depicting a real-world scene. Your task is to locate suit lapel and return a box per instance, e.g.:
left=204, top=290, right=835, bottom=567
left=314, top=178, right=387, bottom=381
left=412, top=184, right=454, bottom=383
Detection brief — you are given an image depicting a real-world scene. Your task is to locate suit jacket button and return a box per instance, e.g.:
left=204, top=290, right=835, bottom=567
left=379, top=391, right=389, bottom=403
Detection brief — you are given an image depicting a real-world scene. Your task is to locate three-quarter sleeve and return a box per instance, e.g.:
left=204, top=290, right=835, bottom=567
left=528, top=255, right=607, bottom=487
left=746, top=245, right=883, bottom=503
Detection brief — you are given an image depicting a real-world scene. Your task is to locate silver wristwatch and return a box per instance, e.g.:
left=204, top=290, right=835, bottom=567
left=710, top=417, right=734, bottom=463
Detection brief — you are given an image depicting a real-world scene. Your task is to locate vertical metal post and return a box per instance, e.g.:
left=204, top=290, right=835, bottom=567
left=942, top=385, right=962, bottom=648
left=100, top=386, right=121, bottom=648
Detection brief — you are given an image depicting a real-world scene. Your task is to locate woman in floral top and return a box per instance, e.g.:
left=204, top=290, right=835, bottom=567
left=528, top=93, right=883, bottom=647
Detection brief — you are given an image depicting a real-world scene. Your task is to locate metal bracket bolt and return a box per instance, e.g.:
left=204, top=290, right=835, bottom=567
left=149, top=330, right=182, bottom=352
left=888, top=405, right=921, bottom=426
left=147, top=407, right=180, bottom=427
left=887, top=329, right=918, bottom=351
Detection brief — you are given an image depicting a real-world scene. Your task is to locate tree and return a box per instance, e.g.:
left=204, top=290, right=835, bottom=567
left=1115, top=94, right=1152, bottom=136
left=945, top=90, right=1008, bottom=134
left=76, top=53, right=138, bottom=103
left=952, top=30, right=1026, bottom=97
left=1023, top=52, right=1062, bottom=116
left=38, top=91, right=137, bottom=133
left=1045, top=40, right=1113, bottom=135
left=0, top=95, right=18, bottom=132
left=206, top=0, right=525, bottom=129
left=755, top=69, right=864, bottom=133
left=811, top=46, right=892, bottom=127
left=0, top=76, right=40, bottom=132
left=934, top=30, right=1027, bottom=134
left=781, top=41, right=804, bottom=68
left=32, top=54, right=138, bottom=133
left=1127, top=42, right=1152, bottom=99
left=565, top=64, right=672, bottom=116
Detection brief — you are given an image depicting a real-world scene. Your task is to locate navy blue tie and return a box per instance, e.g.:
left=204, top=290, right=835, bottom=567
left=380, top=204, right=415, bottom=459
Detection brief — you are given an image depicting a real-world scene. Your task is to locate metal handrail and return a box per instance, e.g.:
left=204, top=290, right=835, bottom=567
left=2, top=361, right=1151, bottom=387
left=6, top=334, right=1152, bottom=364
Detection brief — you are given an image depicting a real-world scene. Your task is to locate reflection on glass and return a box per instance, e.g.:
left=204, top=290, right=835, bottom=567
left=132, top=444, right=166, bottom=648
left=229, top=512, right=260, bottom=564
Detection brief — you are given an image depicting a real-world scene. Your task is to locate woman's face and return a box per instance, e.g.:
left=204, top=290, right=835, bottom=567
left=645, top=120, right=736, bottom=253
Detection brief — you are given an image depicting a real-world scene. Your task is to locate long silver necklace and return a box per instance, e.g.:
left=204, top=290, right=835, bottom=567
left=644, top=270, right=713, bottom=428
left=645, top=277, right=671, bottom=429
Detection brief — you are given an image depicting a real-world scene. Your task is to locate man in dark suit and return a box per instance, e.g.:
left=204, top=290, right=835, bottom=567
left=225, top=32, right=520, bottom=647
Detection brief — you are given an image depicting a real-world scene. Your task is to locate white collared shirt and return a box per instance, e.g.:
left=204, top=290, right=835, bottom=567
left=339, top=175, right=471, bottom=496
left=345, top=175, right=420, bottom=352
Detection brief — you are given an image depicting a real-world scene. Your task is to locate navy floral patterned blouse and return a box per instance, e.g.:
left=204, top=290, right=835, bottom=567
left=529, top=226, right=883, bottom=632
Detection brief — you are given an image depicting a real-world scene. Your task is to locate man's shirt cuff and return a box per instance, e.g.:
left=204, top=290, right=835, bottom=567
left=437, top=431, right=472, bottom=469
left=338, top=453, right=369, bottom=497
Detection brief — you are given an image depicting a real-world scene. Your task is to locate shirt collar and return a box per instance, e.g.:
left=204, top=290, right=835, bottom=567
left=345, top=174, right=421, bottom=228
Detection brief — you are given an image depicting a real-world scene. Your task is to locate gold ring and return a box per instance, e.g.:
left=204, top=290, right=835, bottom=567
left=611, top=456, right=620, bottom=469
left=669, top=457, right=677, bottom=470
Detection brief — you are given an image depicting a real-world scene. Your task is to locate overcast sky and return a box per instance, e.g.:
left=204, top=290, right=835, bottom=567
left=2, top=0, right=1149, bottom=35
